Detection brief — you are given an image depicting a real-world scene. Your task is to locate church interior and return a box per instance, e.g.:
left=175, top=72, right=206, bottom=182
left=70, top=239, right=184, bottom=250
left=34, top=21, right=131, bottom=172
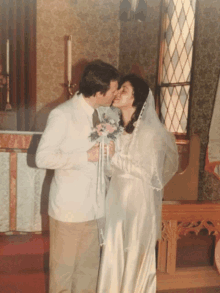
left=0, top=0, right=220, bottom=292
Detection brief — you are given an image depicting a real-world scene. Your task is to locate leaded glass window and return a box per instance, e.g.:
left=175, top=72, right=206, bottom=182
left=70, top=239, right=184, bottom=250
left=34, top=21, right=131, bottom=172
left=157, top=0, right=196, bottom=134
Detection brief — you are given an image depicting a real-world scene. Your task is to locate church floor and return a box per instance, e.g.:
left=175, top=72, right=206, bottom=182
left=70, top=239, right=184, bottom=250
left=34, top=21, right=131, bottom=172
left=0, top=234, right=219, bottom=293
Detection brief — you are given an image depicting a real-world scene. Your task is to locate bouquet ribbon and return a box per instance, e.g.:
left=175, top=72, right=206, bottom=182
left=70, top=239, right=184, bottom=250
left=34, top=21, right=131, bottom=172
left=95, top=136, right=111, bottom=245
left=88, top=109, right=123, bottom=246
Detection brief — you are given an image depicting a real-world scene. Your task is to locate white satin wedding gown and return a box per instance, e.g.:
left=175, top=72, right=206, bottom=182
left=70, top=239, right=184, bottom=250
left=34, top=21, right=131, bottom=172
left=97, top=133, right=158, bottom=293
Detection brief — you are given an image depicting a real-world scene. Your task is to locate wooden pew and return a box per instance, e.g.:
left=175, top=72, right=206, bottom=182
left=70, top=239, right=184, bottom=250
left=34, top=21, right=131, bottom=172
left=157, top=134, right=220, bottom=290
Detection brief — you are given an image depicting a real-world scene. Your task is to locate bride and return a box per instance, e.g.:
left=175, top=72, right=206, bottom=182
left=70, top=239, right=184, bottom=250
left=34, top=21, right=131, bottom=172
left=97, top=74, right=178, bottom=293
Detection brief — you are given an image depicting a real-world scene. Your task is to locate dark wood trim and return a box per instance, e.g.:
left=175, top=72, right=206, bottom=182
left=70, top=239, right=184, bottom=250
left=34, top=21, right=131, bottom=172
left=155, top=0, right=167, bottom=118
left=160, top=82, right=191, bottom=87
left=26, top=0, right=37, bottom=130
left=17, top=0, right=26, bottom=131
left=187, top=0, right=200, bottom=137
left=11, top=0, right=18, bottom=110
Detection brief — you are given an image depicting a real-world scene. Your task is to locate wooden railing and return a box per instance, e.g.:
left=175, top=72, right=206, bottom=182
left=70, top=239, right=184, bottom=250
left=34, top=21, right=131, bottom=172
left=157, top=201, right=220, bottom=290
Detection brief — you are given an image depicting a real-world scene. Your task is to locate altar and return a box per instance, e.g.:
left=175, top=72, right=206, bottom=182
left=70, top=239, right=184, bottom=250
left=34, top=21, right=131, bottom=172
left=0, top=130, right=48, bottom=233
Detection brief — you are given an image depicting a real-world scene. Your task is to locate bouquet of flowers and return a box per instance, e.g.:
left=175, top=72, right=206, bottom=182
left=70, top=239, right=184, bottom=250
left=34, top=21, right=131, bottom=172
left=89, top=112, right=123, bottom=144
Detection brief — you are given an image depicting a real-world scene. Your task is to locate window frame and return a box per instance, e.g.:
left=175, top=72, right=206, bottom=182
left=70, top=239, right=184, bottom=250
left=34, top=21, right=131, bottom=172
left=155, top=0, right=198, bottom=139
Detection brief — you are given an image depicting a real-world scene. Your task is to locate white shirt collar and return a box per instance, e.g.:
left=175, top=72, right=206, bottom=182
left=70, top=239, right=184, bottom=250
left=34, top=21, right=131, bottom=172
left=80, top=95, right=94, bottom=118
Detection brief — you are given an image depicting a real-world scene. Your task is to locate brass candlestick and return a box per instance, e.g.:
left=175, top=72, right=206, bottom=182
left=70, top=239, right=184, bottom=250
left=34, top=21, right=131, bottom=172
left=67, top=80, right=76, bottom=97
left=5, top=75, right=12, bottom=110
left=0, top=65, right=11, bottom=110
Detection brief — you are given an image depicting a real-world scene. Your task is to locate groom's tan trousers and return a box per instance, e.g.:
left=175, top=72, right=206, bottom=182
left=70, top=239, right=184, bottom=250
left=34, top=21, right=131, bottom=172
left=49, top=217, right=100, bottom=293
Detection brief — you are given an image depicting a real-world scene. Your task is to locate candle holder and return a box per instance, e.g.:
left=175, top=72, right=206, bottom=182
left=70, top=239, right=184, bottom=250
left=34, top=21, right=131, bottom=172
left=0, top=65, right=12, bottom=110
left=0, top=66, right=7, bottom=89
left=5, top=75, right=12, bottom=111
left=67, top=80, right=76, bottom=96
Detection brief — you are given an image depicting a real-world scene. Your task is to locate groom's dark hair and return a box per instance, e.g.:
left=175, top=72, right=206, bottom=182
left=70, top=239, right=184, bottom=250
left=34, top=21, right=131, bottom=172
left=79, top=60, right=119, bottom=97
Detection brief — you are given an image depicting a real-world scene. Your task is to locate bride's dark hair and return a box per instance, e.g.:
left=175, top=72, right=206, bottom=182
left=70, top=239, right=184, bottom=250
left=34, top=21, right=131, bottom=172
left=119, top=74, right=150, bottom=133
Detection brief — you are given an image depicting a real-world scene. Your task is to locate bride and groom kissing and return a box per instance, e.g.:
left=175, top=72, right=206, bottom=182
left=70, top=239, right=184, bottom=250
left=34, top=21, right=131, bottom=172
left=36, top=59, right=178, bottom=293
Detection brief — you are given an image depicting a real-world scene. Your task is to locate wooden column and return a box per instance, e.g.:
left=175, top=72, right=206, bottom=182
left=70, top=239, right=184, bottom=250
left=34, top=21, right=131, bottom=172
left=166, top=220, right=178, bottom=274
left=157, top=239, right=167, bottom=272
left=9, top=152, right=17, bottom=230
left=214, top=233, right=220, bottom=274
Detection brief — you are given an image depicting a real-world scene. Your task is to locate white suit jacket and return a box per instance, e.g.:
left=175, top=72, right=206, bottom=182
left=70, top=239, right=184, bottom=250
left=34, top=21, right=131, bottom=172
left=36, top=92, right=101, bottom=223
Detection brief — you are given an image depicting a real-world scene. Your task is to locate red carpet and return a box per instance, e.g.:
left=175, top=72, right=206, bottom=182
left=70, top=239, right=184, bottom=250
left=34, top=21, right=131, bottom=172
left=0, top=272, right=49, bottom=293
left=0, top=233, right=49, bottom=293
left=0, top=233, right=219, bottom=293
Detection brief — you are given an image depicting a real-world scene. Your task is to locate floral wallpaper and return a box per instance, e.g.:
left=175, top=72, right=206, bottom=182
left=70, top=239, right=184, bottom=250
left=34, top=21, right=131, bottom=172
left=119, top=0, right=220, bottom=200
left=35, top=0, right=120, bottom=131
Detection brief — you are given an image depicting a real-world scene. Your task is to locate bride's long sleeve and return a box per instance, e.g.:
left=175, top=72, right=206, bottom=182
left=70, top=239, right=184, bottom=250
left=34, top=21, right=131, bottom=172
left=111, top=129, right=178, bottom=191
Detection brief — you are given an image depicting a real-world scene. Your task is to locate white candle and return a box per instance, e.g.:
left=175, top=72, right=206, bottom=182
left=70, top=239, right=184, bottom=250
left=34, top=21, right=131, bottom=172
left=67, top=35, right=72, bottom=83
left=6, top=39, right=9, bottom=75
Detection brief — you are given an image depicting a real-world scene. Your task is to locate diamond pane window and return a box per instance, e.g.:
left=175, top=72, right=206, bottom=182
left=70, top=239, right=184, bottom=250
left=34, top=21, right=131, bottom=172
left=161, top=85, right=190, bottom=133
left=158, top=0, right=196, bottom=134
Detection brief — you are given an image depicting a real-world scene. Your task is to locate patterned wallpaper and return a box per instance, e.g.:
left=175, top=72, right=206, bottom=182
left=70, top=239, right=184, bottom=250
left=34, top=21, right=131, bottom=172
left=119, top=0, right=161, bottom=94
left=189, top=0, right=220, bottom=200
left=35, top=0, right=120, bottom=131
left=119, top=0, right=220, bottom=200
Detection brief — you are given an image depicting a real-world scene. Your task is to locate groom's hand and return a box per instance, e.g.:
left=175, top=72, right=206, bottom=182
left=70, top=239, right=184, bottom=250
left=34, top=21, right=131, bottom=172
left=87, top=143, right=100, bottom=162
left=87, top=141, right=115, bottom=162
left=109, top=141, right=115, bottom=158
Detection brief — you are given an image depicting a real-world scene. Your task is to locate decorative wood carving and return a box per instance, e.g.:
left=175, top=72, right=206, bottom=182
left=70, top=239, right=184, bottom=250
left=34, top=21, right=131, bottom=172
left=158, top=201, right=220, bottom=276
left=161, top=220, right=177, bottom=241
left=162, top=219, right=220, bottom=241
left=177, top=220, right=220, bottom=237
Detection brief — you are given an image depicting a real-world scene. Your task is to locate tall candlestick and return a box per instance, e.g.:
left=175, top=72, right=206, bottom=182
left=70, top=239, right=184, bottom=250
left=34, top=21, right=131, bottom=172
left=6, top=39, right=9, bottom=75
left=5, top=39, right=12, bottom=110
left=67, top=35, right=72, bottom=83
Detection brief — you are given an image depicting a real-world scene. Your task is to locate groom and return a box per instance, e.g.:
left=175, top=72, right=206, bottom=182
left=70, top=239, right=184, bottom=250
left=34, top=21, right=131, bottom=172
left=36, top=60, right=119, bottom=293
